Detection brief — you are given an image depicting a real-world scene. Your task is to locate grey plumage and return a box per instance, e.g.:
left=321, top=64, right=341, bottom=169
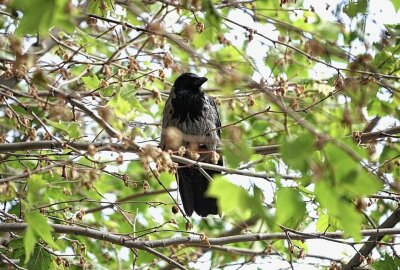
left=160, top=73, right=222, bottom=217
left=160, top=92, right=220, bottom=150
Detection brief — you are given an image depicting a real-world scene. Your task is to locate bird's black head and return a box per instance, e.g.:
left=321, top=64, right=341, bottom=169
left=173, top=73, right=208, bottom=93
left=170, top=73, right=208, bottom=122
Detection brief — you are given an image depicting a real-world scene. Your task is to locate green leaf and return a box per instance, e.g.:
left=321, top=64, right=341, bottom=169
left=202, top=0, right=221, bottom=30
left=286, top=60, right=309, bottom=79
left=209, top=177, right=269, bottom=222
left=316, top=22, right=342, bottom=42
left=315, top=180, right=363, bottom=240
left=127, top=161, right=145, bottom=179
left=316, top=213, right=340, bottom=232
left=23, top=227, right=36, bottom=263
left=214, top=46, right=242, bottom=62
left=192, top=27, right=217, bottom=48
left=108, top=85, right=147, bottom=116
left=343, top=0, right=368, bottom=18
left=159, top=172, right=175, bottom=186
left=281, top=132, right=315, bottom=173
left=136, top=249, right=157, bottom=265
left=275, top=187, right=306, bottom=229
left=391, top=0, right=400, bottom=12
left=129, top=95, right=147, bottom=113
left=373, top=50, right=398, bottom=73
left=25, top=211, right=59, bottom=261
left=373, top=253, right=400, bottom=270
left=9, top=238, right=25, bottom=262
left=208, top=176, right=249, bottom=213
left=99, top=86, right=114, bottom=97
left=367, top=98, right=394, bottom=116
left=323, top=143, right=383, bottom=197
left=12, top=0, right=74, bottom=35
left=88, top=0, right=113, bottom=15
left=27, top=245, right=55, bottom=270
left=82, top=75, right=101, bottom=90
left=27, top=175, right=47, bottom=206
left=46, top=119, right=80, bottom=139
left=316, top=213, right=329, bottom=232
left=13, top=0, right=55, bottom=34
left=222, top=139, right=254, bottom=168
left=108, top=93, right=132, bottom=116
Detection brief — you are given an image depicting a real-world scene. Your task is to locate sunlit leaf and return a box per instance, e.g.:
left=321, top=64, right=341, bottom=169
left=323, top=143, right=383, bottom=197
left=392, top=0, right=400, bottom=11
left=23, top=227, right=36, bottom=263
left=281, top=132, right=315, bottom=173
left=108, top=85, right=147, bottom=116
left=12, top=0, right=74, bottom=35
left=25, top=211, right=58, bottom=251
left=276, top=187, right=306, bottom=229
left=316, top=213, right=340, bottom=232
left=27, top=175, right=47, bottom=205
left=208, top=176, right=250, bottom=214
left=209, top=177, right=269, bottom=224
left=82, top=75, right=101, bottom=90
left=46, top=119, right=80, bottom=139
left=315, top=180, right=363, bottom=240
left=314, top=82, right=335, bottom=96
left=159, top=172, right=175, bottom=186
left=192, top=27, right=217, bottom=48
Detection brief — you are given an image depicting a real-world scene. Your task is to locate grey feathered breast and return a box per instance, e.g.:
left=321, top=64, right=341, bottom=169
left=160, top=86, right=221, bottom=151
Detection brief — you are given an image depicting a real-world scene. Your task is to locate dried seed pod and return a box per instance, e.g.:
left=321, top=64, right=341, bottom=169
left=116, top=154, right=124, bottom=165
left=143, top=180, right=149, bottom=191
left=163, top=127, right=183, bottom=150
left=210, top=151, right=220, bottom=164
left=87, top=144, right=96, bottom=156
left=171, top=205, right=179, bottom=214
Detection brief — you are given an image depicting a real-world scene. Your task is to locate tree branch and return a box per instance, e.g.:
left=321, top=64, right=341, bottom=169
left=141, top=245, right=188, bottom=270
left=0, top=140, right=140, bottom=154
left=1, top=223, right=400, bottom=249
left=171, top=155, right=296, bottom=181
left=0, top=252, right=27, bottom=270
left=343, top=207, right=400, bottom=270
left=0, top=122, right=397, bottom=157
left=208, top=245, right=343, bottom=263
left=357, top=126, right=400, bottom=143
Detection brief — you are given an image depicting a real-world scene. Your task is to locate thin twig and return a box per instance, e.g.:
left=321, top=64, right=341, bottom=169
left=0, top=252, right=27, bottom=270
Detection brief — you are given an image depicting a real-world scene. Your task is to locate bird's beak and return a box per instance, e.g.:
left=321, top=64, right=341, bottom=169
left=194, top=77, right=208, bottom=87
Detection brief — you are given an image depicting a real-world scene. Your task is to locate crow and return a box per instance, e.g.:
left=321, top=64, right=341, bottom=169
left=160, top=73, right=222, bottom=217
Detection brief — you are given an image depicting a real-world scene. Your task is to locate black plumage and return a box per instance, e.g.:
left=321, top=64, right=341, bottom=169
left=160, top=73, right=222, bottom=217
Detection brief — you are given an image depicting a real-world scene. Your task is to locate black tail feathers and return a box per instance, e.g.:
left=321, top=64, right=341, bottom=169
left=177, top=167, right=219, bottom=217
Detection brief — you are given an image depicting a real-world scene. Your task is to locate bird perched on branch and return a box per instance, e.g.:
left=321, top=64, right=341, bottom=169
left=160, top=73, right=223, bottom=217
